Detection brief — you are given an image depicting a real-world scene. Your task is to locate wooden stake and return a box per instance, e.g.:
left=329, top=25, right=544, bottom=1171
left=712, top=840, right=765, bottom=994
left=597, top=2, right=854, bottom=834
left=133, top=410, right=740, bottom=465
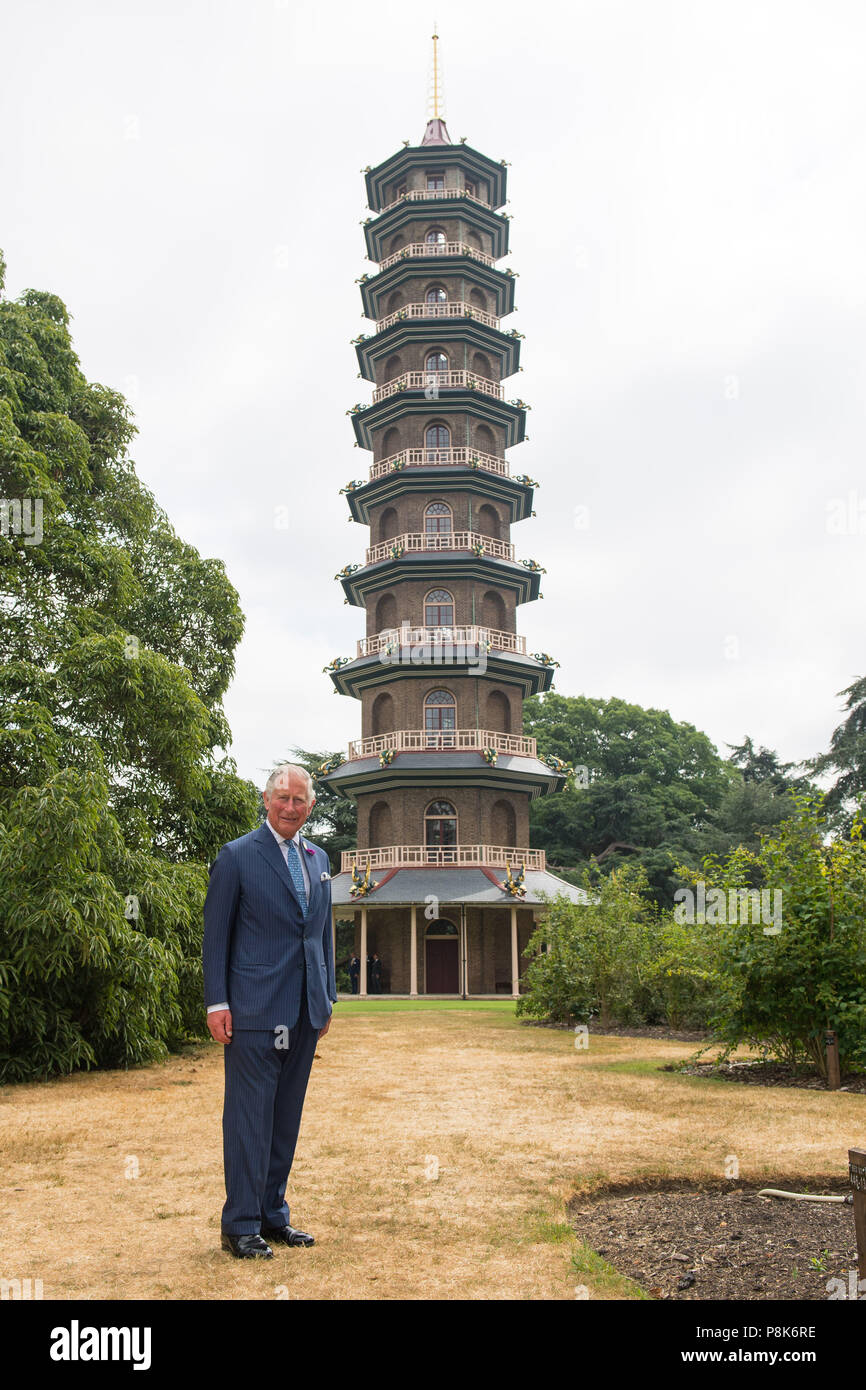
left=825, top=1030, right=841, bottom=1090
left=848, top=1147, right=866, bottom=1282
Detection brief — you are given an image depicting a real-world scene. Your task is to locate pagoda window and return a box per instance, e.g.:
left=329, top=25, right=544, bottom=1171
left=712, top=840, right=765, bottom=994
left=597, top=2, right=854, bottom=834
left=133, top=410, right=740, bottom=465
left=395, top=183, right=407, bottom=199
left=424, top=501, right=453, bottom=535
left=469, top=287, right=487, bottom=312
left=425, top=227, right=447, bottom=246
left=426, top=174, right=445, bottom=191
left=385, top=353, right=403, bottom=379
left=426, top=285, right=448, bottom=305
left=388, top=234, right=404, bottom=255
left=425, top=351, right=448, bottom=375
left=425, top=800, right=458, bottom=849
left=424, top=588, right=454, bottom=627
left=424, top=689, right=457, bottom=746
left=464, top=179, right=476, bottom=198
left=424, top=423, right=450, bottom=459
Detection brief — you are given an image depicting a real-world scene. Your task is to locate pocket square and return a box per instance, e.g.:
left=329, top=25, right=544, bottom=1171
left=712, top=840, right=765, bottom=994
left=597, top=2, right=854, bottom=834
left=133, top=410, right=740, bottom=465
left=320, top=871, right=331, bottom=881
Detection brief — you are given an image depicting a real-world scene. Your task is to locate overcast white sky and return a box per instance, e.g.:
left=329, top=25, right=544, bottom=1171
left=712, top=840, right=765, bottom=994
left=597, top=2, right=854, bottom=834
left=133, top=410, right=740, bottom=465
left=3, top=0, right=864, bottom=787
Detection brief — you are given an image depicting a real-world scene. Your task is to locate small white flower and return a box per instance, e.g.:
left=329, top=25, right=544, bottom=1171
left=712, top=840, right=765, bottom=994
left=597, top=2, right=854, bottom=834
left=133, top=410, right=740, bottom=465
left=320, top=871, right=331, bottom=881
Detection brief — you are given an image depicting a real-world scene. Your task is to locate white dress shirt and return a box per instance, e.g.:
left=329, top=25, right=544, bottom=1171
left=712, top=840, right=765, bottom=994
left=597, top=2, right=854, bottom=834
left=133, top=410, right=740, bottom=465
left=206, top=821, right=311, bottom=1014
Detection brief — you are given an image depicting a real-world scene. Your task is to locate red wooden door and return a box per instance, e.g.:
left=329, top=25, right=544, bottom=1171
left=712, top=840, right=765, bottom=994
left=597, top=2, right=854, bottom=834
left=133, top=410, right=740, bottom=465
left=425, top=938, right=459, bottom=993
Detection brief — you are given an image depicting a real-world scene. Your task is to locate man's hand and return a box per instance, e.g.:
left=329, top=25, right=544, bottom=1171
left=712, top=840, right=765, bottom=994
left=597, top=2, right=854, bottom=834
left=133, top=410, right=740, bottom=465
left=207, top=1009, right=233, bottom=1044
left=318, top=1016, right=331, bottom=1040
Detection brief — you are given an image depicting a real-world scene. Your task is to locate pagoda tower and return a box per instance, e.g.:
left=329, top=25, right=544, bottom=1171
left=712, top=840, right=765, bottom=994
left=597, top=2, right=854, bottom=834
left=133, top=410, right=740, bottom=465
left=320, top=53, right=586, bottom=997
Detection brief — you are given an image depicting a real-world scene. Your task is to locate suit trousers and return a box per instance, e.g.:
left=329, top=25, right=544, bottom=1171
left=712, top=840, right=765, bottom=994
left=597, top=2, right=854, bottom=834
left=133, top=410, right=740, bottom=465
left=221, top=971, right=319, bottom=1235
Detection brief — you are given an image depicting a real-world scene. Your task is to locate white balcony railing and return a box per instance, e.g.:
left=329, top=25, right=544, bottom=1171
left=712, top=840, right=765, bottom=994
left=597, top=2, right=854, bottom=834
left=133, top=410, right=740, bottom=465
left=375, top=300, right=501, bottom=333
left=365, top=530, right=514, bottom=566
left=341, top=844, right=546, bottom=871
left=373, top=369, right=502, bottom=405
left=348, top=728, right=537, bottom=760
left=357, top=625, right=527, bottom=658
left=379, top=187, right=494, bottom=215
left=369, top=447, right=509, bottom=481
left=378, top=241, right=496, bottom=272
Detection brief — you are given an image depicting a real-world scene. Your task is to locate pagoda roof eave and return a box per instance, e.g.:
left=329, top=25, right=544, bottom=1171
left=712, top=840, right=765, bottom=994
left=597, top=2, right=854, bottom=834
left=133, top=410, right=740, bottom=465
left=326, top=651, right=556, bottom=700
left=318, top=751, right=566, bottom=800
left=360, top=259, right=516, bottom=319
left=339, top=553, right=542, bottom=606
left=350, top=394, right=527, bottom=450
left=330, top=866, right=587, bottom=908
left=364, top=143, right=508, bottom=212
left=355, top=321, right=521, bottom=381
left=344, top=470, right=534, bottom=525
left=364, top=202, right=510, bottom=261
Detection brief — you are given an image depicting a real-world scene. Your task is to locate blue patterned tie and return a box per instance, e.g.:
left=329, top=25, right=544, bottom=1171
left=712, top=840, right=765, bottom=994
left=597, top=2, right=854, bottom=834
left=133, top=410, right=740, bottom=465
left=285, top=838, right=308, bottom=916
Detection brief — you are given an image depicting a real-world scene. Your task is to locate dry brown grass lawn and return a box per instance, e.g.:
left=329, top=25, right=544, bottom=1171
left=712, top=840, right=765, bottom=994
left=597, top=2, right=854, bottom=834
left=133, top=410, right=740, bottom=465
left=1, top=1009, right=861, bottom=1300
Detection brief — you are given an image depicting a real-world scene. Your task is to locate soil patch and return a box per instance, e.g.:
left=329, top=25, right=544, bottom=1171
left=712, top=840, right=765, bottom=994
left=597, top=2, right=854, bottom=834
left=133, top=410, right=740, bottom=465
left=571, top=1180, right=860, bottom=1300
left=668, top=1060, right=866, bottom=1094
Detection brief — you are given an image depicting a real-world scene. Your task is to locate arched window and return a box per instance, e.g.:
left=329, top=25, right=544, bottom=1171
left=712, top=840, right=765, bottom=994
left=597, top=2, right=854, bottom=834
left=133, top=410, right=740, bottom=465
left=425, top=350, right=448, bottom=375
left=424, top=689, right=456, bottom=746
left=424, top=501, right=452, bottom=536
left=425, top=422, right=450, bottom=461
left=425, top=800, right=457, bottom=850
left=425, top=588, right=454, bottom=627
left=425, top=227, right=447, bottom=246
left=425, top=918, right=458, bottom=935
left=426, top=285, right=447, bottom=305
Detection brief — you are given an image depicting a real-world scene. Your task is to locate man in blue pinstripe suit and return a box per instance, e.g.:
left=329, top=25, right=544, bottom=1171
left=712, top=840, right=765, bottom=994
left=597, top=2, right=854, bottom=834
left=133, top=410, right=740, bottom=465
left=203, top=763, right=337, bottom=1258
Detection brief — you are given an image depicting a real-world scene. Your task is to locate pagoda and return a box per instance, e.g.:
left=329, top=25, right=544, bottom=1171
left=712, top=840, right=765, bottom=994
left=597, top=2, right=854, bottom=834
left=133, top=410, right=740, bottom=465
left=319, top=37, right=586, bottom=996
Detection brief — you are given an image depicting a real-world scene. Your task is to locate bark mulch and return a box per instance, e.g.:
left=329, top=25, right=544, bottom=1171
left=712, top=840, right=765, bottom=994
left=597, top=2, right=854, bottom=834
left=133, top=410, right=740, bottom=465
left=666, top=1059, right=866, bottom=1094
left=570, top=1180, right=861, bottom=1300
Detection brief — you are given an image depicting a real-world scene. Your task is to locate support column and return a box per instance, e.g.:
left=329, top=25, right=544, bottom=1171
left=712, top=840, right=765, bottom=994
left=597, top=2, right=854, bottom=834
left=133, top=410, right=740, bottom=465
left=331, top=906, right=337, bottom=990
left=410, top=903, right=418, bottom=997
left=360, top=906, right=368, bottom=998
left=510, top=903, right=519, bottom=998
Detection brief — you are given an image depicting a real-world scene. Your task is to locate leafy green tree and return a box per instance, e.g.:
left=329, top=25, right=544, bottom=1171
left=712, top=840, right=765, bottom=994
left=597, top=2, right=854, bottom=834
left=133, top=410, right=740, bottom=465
left=524, top=692, right=732, bottom=903
left=0, top=254, right=259, bottom=1080
left=517, top=865, right=662, bottom=1027
left=811, top=676, right=866, bottom=826
left=680, top=797, right=866, bottom=1077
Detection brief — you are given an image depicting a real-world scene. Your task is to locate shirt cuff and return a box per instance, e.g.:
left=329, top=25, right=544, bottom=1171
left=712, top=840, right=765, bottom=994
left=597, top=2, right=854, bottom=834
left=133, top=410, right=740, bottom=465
left=207, top=1002, right=229, bottom=1013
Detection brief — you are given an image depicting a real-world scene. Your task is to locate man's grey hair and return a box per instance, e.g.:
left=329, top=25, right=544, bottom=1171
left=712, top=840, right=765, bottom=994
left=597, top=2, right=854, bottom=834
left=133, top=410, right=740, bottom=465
left=264, top=763, right=315, bottom=799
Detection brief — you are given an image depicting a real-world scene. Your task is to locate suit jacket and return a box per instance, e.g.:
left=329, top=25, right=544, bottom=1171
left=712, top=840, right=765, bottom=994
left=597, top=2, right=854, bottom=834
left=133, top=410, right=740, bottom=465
left=203, top=823, right=337, bottom=1031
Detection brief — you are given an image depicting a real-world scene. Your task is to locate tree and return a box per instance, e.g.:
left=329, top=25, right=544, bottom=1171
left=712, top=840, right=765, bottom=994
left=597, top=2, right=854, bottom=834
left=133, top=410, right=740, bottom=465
left=517, top=865, right=662, bottom=1027
left=524, top=692, right=732, bottom=904
left=681, top=797, right=866, bottom=1078
left=0, top=254, right=259, bottom=1080
left=811, top=676, right=866, bottom=826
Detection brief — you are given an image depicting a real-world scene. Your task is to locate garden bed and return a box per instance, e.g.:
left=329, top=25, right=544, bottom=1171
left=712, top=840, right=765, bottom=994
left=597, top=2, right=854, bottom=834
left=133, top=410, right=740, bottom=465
left=570, top=1180, right=861, bottom=1300
left=667, top=1059, right=866, bottom=1094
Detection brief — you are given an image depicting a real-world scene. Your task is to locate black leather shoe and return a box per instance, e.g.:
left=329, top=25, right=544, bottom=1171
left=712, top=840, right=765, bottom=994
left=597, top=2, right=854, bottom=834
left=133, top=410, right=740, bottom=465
left=221, top=1232, right=273, bottom=1259
left=261, top=1223, right=315, bottom=1247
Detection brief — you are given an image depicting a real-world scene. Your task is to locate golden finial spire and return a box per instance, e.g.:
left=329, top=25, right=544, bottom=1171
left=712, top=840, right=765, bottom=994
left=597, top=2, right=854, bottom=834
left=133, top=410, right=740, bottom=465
left=422, top=23, right=451, bottom=144
left=428, top=24, right=444, bottom=121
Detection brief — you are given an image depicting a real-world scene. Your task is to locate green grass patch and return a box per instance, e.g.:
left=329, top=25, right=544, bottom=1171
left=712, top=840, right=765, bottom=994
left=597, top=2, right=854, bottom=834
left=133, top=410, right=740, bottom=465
left=333, top=998, right=517, bottom=1015
left=571, top=1240, right=651, bottom=1299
